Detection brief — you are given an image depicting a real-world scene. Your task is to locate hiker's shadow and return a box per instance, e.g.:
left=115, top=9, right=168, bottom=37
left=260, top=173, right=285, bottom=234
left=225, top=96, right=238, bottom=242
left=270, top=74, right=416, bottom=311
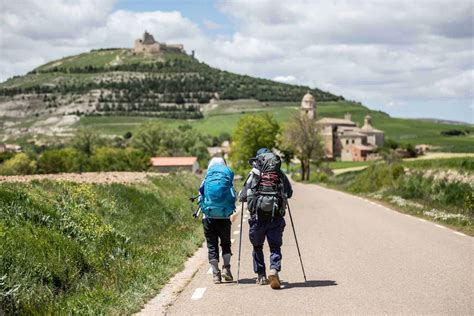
left=234, top=279, right=337, bottom=288
left=234, top=278, right=259, bottom=284
left=281, top=280, right=337, bottom=289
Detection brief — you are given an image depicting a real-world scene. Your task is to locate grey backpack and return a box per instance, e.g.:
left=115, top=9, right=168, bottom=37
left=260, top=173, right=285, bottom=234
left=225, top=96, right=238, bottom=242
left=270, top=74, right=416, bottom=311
left=247, top=153, right=286, bottom=219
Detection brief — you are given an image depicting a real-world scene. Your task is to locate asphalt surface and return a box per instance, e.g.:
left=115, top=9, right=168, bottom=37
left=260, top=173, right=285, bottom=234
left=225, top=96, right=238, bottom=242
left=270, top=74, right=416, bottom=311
left=166, top=182, right=473, bottom=315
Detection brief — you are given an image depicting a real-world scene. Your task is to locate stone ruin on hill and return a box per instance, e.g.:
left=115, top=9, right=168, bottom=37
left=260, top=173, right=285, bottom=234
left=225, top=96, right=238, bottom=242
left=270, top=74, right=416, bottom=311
left=134, top=31, right=186, bottom=54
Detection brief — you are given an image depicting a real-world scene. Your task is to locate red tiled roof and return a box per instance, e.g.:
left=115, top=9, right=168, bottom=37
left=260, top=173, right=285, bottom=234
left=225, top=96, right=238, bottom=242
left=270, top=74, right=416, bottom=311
left=150, top=157, right=198, bottom=167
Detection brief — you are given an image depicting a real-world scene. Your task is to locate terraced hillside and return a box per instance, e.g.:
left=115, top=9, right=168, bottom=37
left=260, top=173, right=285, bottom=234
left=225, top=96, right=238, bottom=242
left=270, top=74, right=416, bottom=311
left=0, top=48, right=340, bottom=119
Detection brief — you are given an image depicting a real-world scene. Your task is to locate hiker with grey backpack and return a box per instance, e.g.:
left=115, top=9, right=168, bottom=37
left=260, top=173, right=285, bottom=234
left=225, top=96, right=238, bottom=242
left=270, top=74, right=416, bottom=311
left=240, top=148, right=293, bottom=289
left=196, top=157, right=236, bottom=284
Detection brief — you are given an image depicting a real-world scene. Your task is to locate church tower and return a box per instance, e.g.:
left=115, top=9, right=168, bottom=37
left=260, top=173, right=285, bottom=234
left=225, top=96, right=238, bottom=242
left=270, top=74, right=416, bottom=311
left=301, top=91, right=316, bottom=120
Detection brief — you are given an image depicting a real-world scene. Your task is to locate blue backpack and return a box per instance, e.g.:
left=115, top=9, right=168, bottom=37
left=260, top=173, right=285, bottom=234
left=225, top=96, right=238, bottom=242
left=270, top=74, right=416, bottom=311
left=200, top=164, right=236, bottom=218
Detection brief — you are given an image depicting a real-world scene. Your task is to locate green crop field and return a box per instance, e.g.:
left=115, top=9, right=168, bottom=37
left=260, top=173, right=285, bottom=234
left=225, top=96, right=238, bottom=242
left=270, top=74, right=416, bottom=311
left=78, top=100, right=474, bottom=152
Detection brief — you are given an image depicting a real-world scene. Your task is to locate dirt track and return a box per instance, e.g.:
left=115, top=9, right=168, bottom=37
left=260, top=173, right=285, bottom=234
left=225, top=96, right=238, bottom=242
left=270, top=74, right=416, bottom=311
left=0, top=172, right=164, bottom=184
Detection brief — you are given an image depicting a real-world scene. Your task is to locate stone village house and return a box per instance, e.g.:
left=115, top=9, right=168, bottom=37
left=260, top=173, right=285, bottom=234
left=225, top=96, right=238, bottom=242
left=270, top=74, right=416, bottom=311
left=300, top=92, right=385, bottom=161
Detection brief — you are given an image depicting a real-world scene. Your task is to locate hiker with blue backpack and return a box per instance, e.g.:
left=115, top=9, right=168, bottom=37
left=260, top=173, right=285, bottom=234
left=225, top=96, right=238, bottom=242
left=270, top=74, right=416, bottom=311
left=240, top=148, right=293, bottom=289
left=198, top=157, right=236, bottom=284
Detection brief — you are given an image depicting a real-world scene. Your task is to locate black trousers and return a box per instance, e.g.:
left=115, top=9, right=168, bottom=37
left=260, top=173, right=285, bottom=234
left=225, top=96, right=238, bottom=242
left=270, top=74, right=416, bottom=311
left=202, top=218, right=232, bottom=262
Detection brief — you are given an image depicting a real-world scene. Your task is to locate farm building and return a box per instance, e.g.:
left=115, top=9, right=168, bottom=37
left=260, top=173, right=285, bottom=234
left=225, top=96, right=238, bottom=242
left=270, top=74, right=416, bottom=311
left=150, top=157, right=199, bottom=173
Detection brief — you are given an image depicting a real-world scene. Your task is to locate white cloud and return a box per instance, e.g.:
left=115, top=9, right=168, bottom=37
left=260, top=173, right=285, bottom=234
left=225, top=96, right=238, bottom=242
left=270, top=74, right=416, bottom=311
left=0, top=0, right=472, bottom=121
left=273, top=75, right=296, bottom=83
left=0, top=2, right=206, bottom=81
left=433, top=70, right=474, bottom=97
left=213, top=33, right=283, bottom=60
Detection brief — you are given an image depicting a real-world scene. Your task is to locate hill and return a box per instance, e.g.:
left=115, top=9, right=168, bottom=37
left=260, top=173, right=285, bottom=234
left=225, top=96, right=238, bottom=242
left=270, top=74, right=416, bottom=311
left=0, top=48, right=473, bottom=152
left=0, top=48, right=340, bottom=117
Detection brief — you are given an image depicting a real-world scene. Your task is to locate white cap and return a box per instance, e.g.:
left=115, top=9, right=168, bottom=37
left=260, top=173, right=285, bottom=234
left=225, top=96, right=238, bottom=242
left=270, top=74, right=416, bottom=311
left=208, top=157, right=226, bottom=168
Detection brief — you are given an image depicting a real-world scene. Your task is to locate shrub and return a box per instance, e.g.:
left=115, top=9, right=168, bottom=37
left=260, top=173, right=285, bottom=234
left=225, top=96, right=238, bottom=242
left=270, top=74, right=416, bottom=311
left=38, top=148, right=78, bottom=173
left=396, top=173, right=432, bottom=200
left=349, top=164, right=396, bottom=193
left=433, top=180, right=473, bottom=211
left=90, top=147, right=149, bottom=171
left=464, top=191, right=473, bottom=216
left=0, top=153, right=36, bottom=175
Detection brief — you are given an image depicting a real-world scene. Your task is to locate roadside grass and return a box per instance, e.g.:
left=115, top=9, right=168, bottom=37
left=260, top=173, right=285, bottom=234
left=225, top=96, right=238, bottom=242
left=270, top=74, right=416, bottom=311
left=0, top=174, right=203, bottom=314
left=325, top=161, right=370, bottom=170
left=403, top=157, right=474, bottom=171
left=301, top=159, right=473, bottom=235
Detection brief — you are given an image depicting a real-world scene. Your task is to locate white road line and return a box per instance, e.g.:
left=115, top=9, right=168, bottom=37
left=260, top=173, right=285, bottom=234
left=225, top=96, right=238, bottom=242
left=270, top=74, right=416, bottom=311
left=207, top=267, right=212, bottom=274
left=231, top=239, right=235, bottom=243
left=454, top=231, right=467, bottom=237
left=418, top=218, right=427, bottom=222
left=435, top=224, right=446, bottom=229
left=191, top=288, right=206, bottom=300
left=233, top=230, right=240, bottom=235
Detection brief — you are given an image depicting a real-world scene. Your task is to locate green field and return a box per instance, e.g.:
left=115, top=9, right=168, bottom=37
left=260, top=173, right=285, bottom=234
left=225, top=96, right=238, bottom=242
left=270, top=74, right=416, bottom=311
left=78, top=100, right=474, bottom=152
left=0, top=174, right=203, bottom=314
left=325, top=161, right=371, bottom=170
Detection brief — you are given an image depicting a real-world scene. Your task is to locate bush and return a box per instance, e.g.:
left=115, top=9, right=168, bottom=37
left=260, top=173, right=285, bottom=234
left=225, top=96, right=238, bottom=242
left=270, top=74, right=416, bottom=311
left=349, top=163, right=398, bottom=193
left=441, top=129, right=465, bottom=136
left=433, top=180, right=473, bottom=211
left=38, top=148, right=78, bottom=173
left=310, top=172, right=328, bottom=183
left=396, top=173, right=432, bottom=200
left=90, top=147, right=149, bottom=171
left=0, top=153, right=36, bottom=175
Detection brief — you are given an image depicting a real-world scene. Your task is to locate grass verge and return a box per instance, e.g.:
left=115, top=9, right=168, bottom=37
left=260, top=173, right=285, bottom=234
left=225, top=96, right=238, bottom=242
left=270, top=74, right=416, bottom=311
left=298, top=158, right=473, bottom=235
left=0, top=174, right=203, bottom=314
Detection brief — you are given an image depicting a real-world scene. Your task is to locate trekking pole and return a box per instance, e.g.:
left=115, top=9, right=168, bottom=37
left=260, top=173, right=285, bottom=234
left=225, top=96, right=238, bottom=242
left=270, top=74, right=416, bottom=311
left=287, top=201, right=307, bottom=282
left=237, top=201, right=244, bottom=285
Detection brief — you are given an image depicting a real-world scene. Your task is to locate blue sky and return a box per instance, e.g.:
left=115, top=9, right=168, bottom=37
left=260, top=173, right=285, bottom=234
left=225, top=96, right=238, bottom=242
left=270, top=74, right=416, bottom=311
left=116, top=0, right=235, bottom=35
left=1, top=0, right=473, bottom=123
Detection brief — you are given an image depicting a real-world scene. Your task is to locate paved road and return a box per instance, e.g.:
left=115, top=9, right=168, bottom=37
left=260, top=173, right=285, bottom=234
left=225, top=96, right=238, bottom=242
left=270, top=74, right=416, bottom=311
left=166, top=182, right=473, bottom=315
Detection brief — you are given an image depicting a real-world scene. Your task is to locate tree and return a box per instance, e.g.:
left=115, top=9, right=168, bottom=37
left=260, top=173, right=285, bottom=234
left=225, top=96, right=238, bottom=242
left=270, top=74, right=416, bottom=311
left=279, top=148, right=295, bottom=174
left=131, top=122, right=171, bottom=156
left=38, top=148, right=78, bottom=173
left=0, top=153, right=36, bottom=175
left=72, top=129, right=103, bottom=157
left=175, top=93, right=185, bottom=105
left=281, top=115, right=324, bottom=181
left=230, top=114, right=280, bottom=173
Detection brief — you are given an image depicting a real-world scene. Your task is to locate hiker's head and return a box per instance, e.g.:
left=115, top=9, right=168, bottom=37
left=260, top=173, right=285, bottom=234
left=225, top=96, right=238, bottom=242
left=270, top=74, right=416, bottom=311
left=248, top=148, right=271, bottom=166
left=256, top=148, right=271, bottom=156
left=208, top=157, right=226, bottom=168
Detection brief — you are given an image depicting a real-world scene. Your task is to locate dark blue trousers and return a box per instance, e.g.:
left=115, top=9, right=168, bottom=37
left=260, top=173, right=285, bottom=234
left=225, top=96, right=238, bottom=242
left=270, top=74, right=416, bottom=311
left=248, top=217, right=286, bottom=274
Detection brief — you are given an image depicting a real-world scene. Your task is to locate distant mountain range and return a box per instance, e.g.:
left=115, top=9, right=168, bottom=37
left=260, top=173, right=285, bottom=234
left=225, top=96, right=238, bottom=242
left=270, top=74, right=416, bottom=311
left=415, top=118, right=473, bottom=126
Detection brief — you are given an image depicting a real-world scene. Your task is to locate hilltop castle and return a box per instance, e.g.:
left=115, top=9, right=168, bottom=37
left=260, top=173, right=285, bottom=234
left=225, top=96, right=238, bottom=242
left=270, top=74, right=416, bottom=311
left=134, top=31, right=185, bottom=54
left=300, top=92, right=384, bottom=161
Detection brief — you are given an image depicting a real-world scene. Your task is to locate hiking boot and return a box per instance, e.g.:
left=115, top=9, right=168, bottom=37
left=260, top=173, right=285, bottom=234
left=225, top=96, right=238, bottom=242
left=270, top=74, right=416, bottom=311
left=256, top=274, right=268, bottom=285
left=268, top=269, right=281, bottom=289
left=221, top=266, right=233, bottom=282
left=213, top=271, right=222, bottom=284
